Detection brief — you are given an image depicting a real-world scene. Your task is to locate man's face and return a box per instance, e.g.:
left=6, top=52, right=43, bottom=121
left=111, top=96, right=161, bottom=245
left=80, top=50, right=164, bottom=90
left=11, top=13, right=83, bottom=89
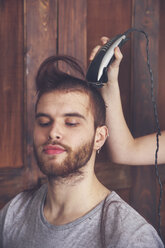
left=33, top=90, right=97, bottom=178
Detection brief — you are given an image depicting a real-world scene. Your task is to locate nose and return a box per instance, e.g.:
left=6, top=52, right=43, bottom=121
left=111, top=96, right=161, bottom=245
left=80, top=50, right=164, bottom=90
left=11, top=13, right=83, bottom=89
left=48, top=123, right=62, bottom=141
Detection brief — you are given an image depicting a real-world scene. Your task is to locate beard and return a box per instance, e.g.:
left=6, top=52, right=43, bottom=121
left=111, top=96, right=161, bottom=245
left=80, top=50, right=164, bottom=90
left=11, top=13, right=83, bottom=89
left=33, top=136, right=95, bottom=179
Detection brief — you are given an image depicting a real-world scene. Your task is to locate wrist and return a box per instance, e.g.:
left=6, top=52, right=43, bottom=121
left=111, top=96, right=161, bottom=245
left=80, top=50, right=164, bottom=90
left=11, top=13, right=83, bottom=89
left=101, top=83, right=120, bottom=108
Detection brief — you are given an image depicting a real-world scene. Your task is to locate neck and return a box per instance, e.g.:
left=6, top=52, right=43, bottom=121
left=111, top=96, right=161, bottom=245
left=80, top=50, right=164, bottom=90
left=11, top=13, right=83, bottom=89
left=43, top=165, right=110, bottom=225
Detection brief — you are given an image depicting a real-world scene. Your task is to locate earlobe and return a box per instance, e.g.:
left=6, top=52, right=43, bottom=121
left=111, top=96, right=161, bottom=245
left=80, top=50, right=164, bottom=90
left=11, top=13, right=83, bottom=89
left=94, top=125, right=109, bottom=151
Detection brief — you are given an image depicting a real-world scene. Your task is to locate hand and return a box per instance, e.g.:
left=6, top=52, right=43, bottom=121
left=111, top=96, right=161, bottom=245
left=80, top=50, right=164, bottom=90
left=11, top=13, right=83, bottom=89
left=89, top=37, right=123, bottom=85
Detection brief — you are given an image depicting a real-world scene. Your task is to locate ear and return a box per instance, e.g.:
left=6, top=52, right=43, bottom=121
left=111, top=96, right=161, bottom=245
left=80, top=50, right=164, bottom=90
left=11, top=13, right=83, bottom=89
left=94, top=125, right=109, bottom=151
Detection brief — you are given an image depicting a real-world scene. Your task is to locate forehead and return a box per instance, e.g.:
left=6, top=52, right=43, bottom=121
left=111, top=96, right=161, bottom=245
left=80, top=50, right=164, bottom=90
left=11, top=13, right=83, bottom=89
left=36, top=90, right=93, bottom=118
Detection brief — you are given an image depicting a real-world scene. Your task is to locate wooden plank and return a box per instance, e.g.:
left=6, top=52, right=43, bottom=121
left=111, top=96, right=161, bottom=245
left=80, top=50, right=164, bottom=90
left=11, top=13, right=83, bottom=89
left=0, top=0, right=26, bottom=209
left=0, top=0, right=24, bottom=168
left=131, top=0, right=160, bottom=228
left=58, top=0, right=87, bottom=71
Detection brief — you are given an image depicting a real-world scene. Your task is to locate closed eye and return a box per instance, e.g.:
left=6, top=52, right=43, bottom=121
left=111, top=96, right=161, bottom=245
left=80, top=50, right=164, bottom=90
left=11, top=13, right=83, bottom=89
left=35, top=114, right=52, bottom=127
left=65, top=122, right=79, bottom=127
left=38, top=121, right=51, bottom=127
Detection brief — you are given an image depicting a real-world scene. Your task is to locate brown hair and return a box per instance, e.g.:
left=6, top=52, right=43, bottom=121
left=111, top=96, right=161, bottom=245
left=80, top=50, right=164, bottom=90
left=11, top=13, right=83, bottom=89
left=35, top=55, right=106, bottom=128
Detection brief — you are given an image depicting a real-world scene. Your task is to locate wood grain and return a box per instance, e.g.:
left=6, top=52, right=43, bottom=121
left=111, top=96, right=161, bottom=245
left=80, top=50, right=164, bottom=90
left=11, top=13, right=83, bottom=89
left=130, top=0, right=160, bottom=228
left=0, top=0, right=24, bottom=168
left=58, top=0, right=87, bottom=73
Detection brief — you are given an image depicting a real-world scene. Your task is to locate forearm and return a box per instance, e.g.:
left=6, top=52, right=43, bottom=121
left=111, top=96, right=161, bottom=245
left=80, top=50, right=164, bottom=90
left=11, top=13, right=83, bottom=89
left=103, top=81, right=165, bottom=165
left=102, top=80, right=137, bottom=165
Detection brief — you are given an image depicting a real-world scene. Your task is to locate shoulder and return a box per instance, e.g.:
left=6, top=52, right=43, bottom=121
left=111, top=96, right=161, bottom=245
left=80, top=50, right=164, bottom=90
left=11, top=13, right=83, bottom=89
left=103, top=192, right=164, bottom=247
left=104, top=191, right=153, bottom=225
left=0, top=184, right=47, bottom=226
left=104, top=191, right=146, bottom=223
left=7, top=184, right=46, bottom=209
left=0, top=184, right=47, bottom=247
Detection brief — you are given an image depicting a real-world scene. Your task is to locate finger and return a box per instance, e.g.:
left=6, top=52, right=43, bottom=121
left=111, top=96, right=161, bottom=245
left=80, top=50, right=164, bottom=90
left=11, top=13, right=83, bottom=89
left=89, top=37, right=109, bottom=61
left=100, top=36, right=109, bottom=45
left=89, top=45, right=101, bottom=61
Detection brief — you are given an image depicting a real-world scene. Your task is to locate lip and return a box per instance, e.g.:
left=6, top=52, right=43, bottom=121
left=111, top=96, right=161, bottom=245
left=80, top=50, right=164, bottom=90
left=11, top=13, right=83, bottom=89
left=43, top=145, right=66, bottom=155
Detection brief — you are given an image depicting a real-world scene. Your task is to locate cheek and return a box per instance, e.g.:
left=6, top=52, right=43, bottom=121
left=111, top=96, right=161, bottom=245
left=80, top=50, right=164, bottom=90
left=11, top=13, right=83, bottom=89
left=72, top=128, right=95, bottom=145
left=33, top=127, right=48, bottom=145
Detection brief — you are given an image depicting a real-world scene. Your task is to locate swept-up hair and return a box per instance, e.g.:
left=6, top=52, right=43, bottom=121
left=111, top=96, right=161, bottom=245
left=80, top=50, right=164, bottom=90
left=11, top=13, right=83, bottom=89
left=35, top=55, right=106, bottom=128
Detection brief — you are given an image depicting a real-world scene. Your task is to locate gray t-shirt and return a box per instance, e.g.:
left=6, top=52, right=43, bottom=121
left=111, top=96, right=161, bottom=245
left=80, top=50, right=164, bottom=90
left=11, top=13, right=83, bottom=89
left=0, top=184, right=164, bottom=248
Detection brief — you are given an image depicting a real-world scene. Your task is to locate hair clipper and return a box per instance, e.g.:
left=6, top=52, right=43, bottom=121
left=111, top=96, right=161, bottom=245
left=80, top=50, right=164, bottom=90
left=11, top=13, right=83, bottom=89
left=86, top=32, right=129, bottom=87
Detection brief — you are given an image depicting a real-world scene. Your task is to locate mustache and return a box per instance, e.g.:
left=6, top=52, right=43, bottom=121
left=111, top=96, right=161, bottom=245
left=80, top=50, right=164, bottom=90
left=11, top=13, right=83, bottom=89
left=43, top=140, right=71, bottom=152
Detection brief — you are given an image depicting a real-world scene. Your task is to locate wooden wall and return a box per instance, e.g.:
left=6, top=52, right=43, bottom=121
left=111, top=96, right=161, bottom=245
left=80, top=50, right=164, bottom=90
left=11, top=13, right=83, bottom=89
left=0, top=0, right=165, bottom=241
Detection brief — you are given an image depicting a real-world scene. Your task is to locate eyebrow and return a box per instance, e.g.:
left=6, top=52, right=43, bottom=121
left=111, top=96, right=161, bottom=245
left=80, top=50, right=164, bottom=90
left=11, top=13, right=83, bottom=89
left=35, top=112, right=86, bottom=120
left=35, top=113, right=51, bottom=119
left=64, top=113, right=86, bottom=120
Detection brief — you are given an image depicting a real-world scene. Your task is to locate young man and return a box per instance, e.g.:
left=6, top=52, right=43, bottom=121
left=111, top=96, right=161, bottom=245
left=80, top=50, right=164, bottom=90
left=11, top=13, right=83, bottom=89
left=90, top=37, right=165, bottom=165
left=0, top=55, right=163, bottom=248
